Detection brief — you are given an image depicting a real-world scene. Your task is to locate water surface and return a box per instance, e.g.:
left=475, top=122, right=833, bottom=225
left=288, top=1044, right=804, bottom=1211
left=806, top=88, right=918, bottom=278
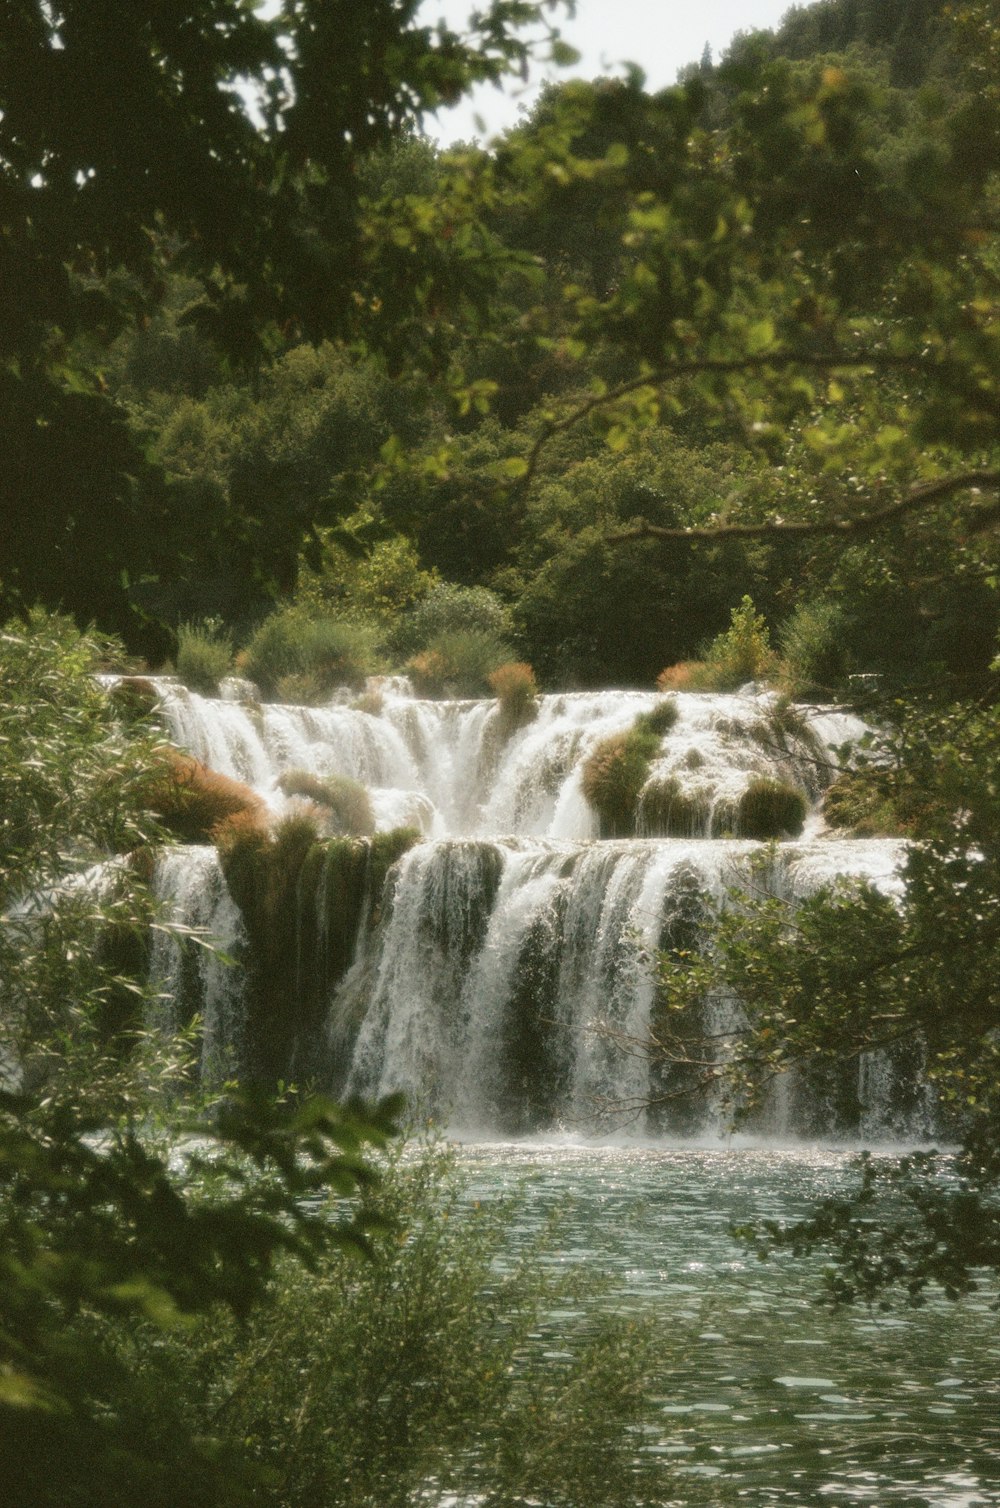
left=453, top=1139, right=1000, bottom=1506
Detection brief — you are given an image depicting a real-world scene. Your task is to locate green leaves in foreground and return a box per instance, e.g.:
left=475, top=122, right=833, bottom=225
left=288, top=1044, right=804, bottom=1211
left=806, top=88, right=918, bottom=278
left=0, top=1089, right=401, bottom=1504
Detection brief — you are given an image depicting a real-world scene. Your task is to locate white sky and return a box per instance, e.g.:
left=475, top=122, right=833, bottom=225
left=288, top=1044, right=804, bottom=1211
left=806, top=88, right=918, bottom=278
left=424, top=0, right=819, bottom=143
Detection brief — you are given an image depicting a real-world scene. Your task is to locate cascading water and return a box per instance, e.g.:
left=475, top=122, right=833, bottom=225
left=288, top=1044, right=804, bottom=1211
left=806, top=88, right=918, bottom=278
left=131, top=675, right=917, bottom=1136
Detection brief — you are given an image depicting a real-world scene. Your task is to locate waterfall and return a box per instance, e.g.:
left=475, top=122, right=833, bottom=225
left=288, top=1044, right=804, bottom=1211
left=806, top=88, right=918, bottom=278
left=132, top=675, right=915, bottom=1135
left=149, top=846, right=247, bottom=1084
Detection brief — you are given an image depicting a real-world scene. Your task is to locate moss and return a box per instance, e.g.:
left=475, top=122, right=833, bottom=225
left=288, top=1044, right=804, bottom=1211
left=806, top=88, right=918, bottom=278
left=635, top=698, right=679, bottom=737
left=638, top=778, right=712, bottom=837
left=727, top=778, right=808, bottom=839
left=215, top=819, right=420, bottom=1086
left=581, top=704, right=676, bottom=836
left=367, top=827, right=421, bottom=926
left=277, top=770, right=375, bottom=836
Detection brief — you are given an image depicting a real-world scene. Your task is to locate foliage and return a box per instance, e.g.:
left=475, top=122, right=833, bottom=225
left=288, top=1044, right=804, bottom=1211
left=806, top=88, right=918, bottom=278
left=277, top=770, right=376, bottom=837
left=173, top=618, right=233, bottom=696
left=405, top=626, right=514, bottom=697
left=240, top=608, right=381, bottom=701
left=776, top=598, right=848, bottom=696
left=393, top=580, right=515, bottom=656
left=1, top=0, right=570, bottom=638
left=581, top=703, right=677, bottom=836
left=699, top=596, right=778, bottom=691
left=0, top=613, right=402, bottom=1501
left=155, top=1143, right=665, bottom=1508
left=653, top=699, right=1000, bottom=1301
left=295, top=524, right=438, bottom=627
left=0, top=1090, right=401, bottom=1508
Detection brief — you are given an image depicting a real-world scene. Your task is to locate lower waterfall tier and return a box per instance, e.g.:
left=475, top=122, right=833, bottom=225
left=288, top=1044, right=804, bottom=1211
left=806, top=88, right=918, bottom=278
left=152, top=832, right=922, bottom=1140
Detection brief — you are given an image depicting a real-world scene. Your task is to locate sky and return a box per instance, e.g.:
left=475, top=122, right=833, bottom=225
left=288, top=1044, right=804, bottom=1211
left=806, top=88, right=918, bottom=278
left=424, top=0, right=819, bottom=143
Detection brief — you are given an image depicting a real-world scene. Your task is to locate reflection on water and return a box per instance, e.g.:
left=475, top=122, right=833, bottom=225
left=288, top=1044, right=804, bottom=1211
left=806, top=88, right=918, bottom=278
left=451, top=1140, right=1000, bottom=1506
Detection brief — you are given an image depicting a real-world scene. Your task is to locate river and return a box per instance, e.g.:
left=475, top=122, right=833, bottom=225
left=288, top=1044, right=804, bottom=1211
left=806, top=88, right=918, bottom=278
left=451, top=1137, right=1000, bottom=1506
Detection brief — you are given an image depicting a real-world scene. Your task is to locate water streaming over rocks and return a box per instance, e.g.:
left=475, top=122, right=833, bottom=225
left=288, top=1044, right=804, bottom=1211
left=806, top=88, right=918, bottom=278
left=134, top=676, right=918, bottom=1136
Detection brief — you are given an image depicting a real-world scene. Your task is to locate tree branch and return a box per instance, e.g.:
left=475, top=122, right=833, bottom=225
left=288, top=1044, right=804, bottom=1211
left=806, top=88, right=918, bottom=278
left=607, top=469, right=1000, bottom=545
left=515, top=348, right=925, bottom=488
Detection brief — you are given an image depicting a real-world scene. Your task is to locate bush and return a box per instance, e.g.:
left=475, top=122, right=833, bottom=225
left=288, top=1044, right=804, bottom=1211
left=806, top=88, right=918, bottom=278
left=778, top=599, right=848, bottom=695
left=174, top=619, right=233, bottom=696
left=241, top=608, right=380, bottom=701
left=393, top=581, right=513, bottom=656
left=656, top=661, right=700, bottom=691
left=723, top=777, right=808, bottom=839
left=405, top=627, right=513, bottom=697
left=139, top=748, right=267, bottom=843
left=278, top=770, right=375, bottom=836
left=163, top=1144, right=661, bottom=1508
left=488, top=660, right=539, bottom=728
left=692, top=596, right=778, bottom=691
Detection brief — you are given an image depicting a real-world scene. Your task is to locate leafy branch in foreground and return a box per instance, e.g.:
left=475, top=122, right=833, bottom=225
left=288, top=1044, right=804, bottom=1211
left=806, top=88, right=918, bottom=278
left=0, top=1088, right=402, bottom=1507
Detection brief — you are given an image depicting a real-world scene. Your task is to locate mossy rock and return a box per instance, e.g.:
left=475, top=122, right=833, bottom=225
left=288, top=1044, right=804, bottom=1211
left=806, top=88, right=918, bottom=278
left=581, top=703, right=676, bottom=837
left=724, top=778, right=808, bottom=839
left=639, top=778, right=711, bottom=838
left=277, top=769, right=375, bottom=836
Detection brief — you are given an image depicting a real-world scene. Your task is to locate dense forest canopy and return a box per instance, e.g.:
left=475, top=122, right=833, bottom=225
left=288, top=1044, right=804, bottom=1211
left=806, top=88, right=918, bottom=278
left=1, top=0, right=996, bottom=682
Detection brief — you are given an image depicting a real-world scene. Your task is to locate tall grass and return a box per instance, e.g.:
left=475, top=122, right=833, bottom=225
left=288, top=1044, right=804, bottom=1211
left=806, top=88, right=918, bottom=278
left=174, top=619, right=233, bottom=696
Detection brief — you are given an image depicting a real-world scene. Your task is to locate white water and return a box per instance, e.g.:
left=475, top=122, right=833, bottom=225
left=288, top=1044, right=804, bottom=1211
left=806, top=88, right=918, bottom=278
left=132, top=676, right=914, bottom=1136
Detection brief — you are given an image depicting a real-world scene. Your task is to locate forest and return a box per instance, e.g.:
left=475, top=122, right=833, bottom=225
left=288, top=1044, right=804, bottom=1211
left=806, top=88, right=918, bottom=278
left=2, top=0, right=999, bottom=1502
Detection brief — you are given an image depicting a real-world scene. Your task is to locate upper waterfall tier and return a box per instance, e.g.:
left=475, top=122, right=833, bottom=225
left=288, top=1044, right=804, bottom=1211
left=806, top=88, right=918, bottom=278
left=148, top=679, right=866, bottom=842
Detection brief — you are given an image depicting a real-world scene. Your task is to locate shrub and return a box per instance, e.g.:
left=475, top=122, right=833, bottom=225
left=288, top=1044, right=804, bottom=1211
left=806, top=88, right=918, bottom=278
left=778, top=599, right=848, bottom=696
left=820, top=767, right=937, bottom=837
left=277, top=770, right=375, bottom=836
left=405, top=627, right=513, bottom=698
left=242, top=608, right=380, bottom=701
left=392, top=581, right=513, bottom=656
left=488, top=660, right=539, bottom=729
left=696, top=596, right=778, bottom=691
left=656, top=661, right=699, bottom=691
left=139, top=749, right=266, bottom=843
left=174, top=619, right=233, bottom=696
left=725, top=777, right=807, bottom=839
left=165, top=1144, right=661, bottom=1508
left=581, top=703, right=678, bottom=836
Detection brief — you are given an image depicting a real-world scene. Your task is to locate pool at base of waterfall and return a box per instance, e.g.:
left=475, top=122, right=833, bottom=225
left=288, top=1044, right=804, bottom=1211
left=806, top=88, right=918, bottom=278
left=442, top=1137, right=1000, bottom=1507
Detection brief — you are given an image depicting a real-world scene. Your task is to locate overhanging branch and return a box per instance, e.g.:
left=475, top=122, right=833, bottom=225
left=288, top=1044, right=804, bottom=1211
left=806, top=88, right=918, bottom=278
left=607, top=469, right=1000, bottom=545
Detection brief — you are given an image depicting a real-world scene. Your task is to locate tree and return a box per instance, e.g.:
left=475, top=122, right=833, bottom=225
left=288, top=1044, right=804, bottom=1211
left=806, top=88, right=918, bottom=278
left=0, top=1, right=569, bottom=640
